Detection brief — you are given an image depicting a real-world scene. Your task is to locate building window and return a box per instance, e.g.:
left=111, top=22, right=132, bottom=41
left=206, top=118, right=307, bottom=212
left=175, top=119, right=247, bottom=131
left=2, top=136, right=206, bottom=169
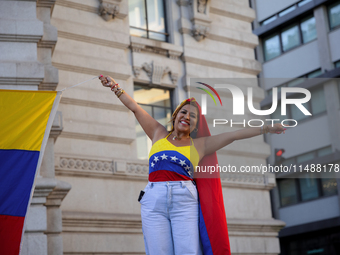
left=281, top=23, right=300, bottom=51
left=269, top=85, right=326, bottom=122
left=298, top=0, right=313, bottom=7
left=279, top=5, right=297, bottom=17
left=129, top=0, right=168, bottom=42
left=263, top=15, right=317, bottom=61
left=263, top=33, right=281, bottom=61
left=266, top=69, right=323, bottom=96
left=278, top=176, right=338, bottom=207
left=134, top=85, right=172, bottom=159
left=260, top=0, right=313, bottom=26
left=335, top=60, right=340, bottom=68
left=310, top=86, right=327, bottom=115
left=329, top=1, right=340, bottom=30
left=299, top=174, right=319, bottom=201
left=301, top=16, right=317, bottom=43
left=279, top=179, right=298, bottom=206
left=281, top=146, right=333, bottom=166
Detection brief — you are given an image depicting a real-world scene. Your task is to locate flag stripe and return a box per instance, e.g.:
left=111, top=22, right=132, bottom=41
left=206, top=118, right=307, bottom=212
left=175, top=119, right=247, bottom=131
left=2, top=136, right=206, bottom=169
left=0, top=90, right=57, bottom=151
left=0, top=215, right=25, bottom=255
left=0, top=149, right=39, bottom=217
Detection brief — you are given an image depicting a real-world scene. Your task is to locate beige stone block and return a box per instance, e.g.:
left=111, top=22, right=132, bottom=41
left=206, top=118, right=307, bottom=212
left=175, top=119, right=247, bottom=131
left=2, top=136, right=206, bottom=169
left=47, top=207, right=62, bottom=233
left=57, top=104, right=135, bottom=134
left=210, top=1, right=256, bottom=23
left=41, top=23, right=58, bottom=42
left=54, top=137, right=136, bottom=159
left=0, top=1, right=38, bottom=20
left=52, top=50, right=131, bottom=80
left=21, top=233, right=47, bottom=255
left=53, top=38, right=128, bottom=63
left=230, top=236, right=280, bottom=253
left=51, top=18, right=130, bottom=47
left=210, top=14, right=253, bottom=33
left=17, top=61, right=45, bottom=78
left=0, top=61, right=44, bottom=80
left=25, top=205, right=47, bottom=232
left=16, top=20, right=44, bottom=36
left=0, top=62, right=16, bottom=77
left=52, top=5, right=129, bottom=33
left=42, top=64, right=59, bottom=84
left=47, top=235, right=63, bottom=255
left=37, top=7, right=52, bottom=23
left=62, top=232, right=145, bottom=254
left=58, top=176, right=146, bottom=214
left=223, top=188, right=272, bottom=218
left=0, top=42, right=37, bottom=61
left=209, top=25, right=259, bottom=48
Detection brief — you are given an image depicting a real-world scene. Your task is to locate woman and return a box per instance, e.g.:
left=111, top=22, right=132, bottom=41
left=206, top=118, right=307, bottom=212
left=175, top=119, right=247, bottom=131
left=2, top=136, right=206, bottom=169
left=99, top=75, right=286, bottom=255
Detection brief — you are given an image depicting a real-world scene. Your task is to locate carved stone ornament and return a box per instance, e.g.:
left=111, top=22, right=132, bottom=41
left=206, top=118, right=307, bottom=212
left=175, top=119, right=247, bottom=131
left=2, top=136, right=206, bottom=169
left=189, top=0, right=212, bottom=42
left=192, top=24, right=209, bottom=42
left=133, top=66, right=141, bottom=78
left=139, top=62, right=178, bottom=85
left=197, top=0, right=208, bottom=13
left=99, top=0, right=121, bottom=21
left=141, top=62, right=152, bottom=79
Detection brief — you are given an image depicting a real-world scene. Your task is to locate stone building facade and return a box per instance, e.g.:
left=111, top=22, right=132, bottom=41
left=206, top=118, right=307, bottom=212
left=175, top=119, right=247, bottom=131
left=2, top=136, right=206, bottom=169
left=1, top=0, right=285, bottom=254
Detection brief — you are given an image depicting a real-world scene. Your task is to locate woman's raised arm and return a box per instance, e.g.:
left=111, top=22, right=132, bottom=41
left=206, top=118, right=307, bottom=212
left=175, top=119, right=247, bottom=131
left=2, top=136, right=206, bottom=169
left=200, top=124, right=287, bottom=157
left=100, top=75, right=166, bottom=142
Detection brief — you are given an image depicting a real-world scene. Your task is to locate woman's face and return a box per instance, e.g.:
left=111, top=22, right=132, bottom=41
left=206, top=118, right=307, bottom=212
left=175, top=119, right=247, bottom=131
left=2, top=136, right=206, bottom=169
left=173, top=104, right=198, bottom=134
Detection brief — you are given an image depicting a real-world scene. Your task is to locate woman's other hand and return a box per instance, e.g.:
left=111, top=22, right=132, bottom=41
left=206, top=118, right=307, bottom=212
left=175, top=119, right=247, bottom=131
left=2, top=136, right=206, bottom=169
left=268, top=123, right=287, bottom=134
left=99, top=75, right=117, bottom=88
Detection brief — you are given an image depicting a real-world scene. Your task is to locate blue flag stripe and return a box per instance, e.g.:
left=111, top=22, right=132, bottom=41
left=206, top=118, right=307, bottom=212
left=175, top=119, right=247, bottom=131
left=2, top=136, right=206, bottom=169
left=0, top=149, right=39, bottom=217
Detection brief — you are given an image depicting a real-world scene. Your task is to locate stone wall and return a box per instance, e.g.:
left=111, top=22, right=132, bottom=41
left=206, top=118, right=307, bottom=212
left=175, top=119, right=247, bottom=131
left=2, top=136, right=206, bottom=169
left=0, top=0, right=285, bottom=254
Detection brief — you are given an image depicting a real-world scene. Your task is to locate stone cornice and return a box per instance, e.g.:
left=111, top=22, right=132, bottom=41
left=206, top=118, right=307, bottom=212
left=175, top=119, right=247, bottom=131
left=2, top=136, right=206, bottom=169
left=0, top=19, right=43, bottom=43
left=130, top=36, right=183, bottom=60
left=61, top=210, right=285, bottom=235
left=37, top=0, right=56, bottom=8
left=210, top=2, right=256, bottom=23
left=58, top=31, right=128, bottom=49
left=62, top=211, right=142, bottom=233
left=0, top=34, right=42, bottom=43
left=55, top=0, right=127, bottom=19
left=58, top=132, right=134, bottom=144
left=0, top=77, right=43, bottom=86
left=60, top=97, right=129, bottom=112
left=45, top=179, right=71, bottom=206
left=55, top=155, right=275, bottom=190
left=182, top=56, right=261, bottom=75
left=227, top=218, right=286, bottom=236
left=52, top=62, right=131, bottom=81
left=50, top=111, right=63, bottom=139
left=55, top=0, right=98, bottom=13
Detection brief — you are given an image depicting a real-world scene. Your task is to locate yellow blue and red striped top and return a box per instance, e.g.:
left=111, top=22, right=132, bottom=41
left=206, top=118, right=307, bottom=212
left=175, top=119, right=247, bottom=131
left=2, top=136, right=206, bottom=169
left=148, top=131, right=200, bottom=182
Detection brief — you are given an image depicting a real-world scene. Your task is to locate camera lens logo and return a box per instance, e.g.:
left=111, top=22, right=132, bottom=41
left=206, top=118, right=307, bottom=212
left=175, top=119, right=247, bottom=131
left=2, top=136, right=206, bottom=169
left=196, top=82, right=222, bottom=115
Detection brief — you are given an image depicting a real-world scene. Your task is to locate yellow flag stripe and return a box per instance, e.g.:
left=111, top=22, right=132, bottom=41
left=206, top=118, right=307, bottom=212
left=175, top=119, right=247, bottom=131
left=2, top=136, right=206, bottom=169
left=0, top=90, right=57, bottom=151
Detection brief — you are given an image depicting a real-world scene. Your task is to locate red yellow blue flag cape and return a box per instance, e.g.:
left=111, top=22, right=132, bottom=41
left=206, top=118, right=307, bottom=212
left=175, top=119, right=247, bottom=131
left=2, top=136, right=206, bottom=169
left=174, top=97, right=231, bottom=255
left=0, top=90, right=61, bottom=255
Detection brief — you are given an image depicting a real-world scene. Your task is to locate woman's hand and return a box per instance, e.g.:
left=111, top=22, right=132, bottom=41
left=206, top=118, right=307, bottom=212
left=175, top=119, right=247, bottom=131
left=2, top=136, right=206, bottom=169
left=99, top=75, right=117, bottom=88
left=268, top=123, right=287, bottom=134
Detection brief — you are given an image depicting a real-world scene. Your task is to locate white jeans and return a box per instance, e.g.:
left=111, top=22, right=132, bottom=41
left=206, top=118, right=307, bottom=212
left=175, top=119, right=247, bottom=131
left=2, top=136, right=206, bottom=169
left=140, top=181, right=203, bottom=255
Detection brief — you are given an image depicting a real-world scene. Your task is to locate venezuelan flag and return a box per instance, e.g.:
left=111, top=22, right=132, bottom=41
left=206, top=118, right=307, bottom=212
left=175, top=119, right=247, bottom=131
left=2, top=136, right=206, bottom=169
left=0, top=90, right=61, bottom=255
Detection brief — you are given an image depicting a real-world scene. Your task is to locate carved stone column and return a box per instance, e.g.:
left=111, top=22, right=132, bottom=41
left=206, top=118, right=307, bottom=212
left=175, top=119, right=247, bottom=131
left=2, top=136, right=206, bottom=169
left=45, top=180, right=71, bottom=255
left=21, top=178, right=56, bottom=255
left=37, top=0, right=59, bottom=91
left=190, top=0, right=212, bottom=41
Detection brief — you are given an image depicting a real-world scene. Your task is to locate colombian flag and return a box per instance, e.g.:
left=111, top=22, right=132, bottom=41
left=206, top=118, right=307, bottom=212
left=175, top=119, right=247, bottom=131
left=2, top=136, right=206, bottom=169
left=0, top=90, right=61, bottom=255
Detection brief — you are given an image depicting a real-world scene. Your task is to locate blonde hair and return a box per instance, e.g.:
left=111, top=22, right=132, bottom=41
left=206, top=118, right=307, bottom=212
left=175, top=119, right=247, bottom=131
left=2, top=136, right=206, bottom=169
left=167, top=100, right=199, bottom=134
